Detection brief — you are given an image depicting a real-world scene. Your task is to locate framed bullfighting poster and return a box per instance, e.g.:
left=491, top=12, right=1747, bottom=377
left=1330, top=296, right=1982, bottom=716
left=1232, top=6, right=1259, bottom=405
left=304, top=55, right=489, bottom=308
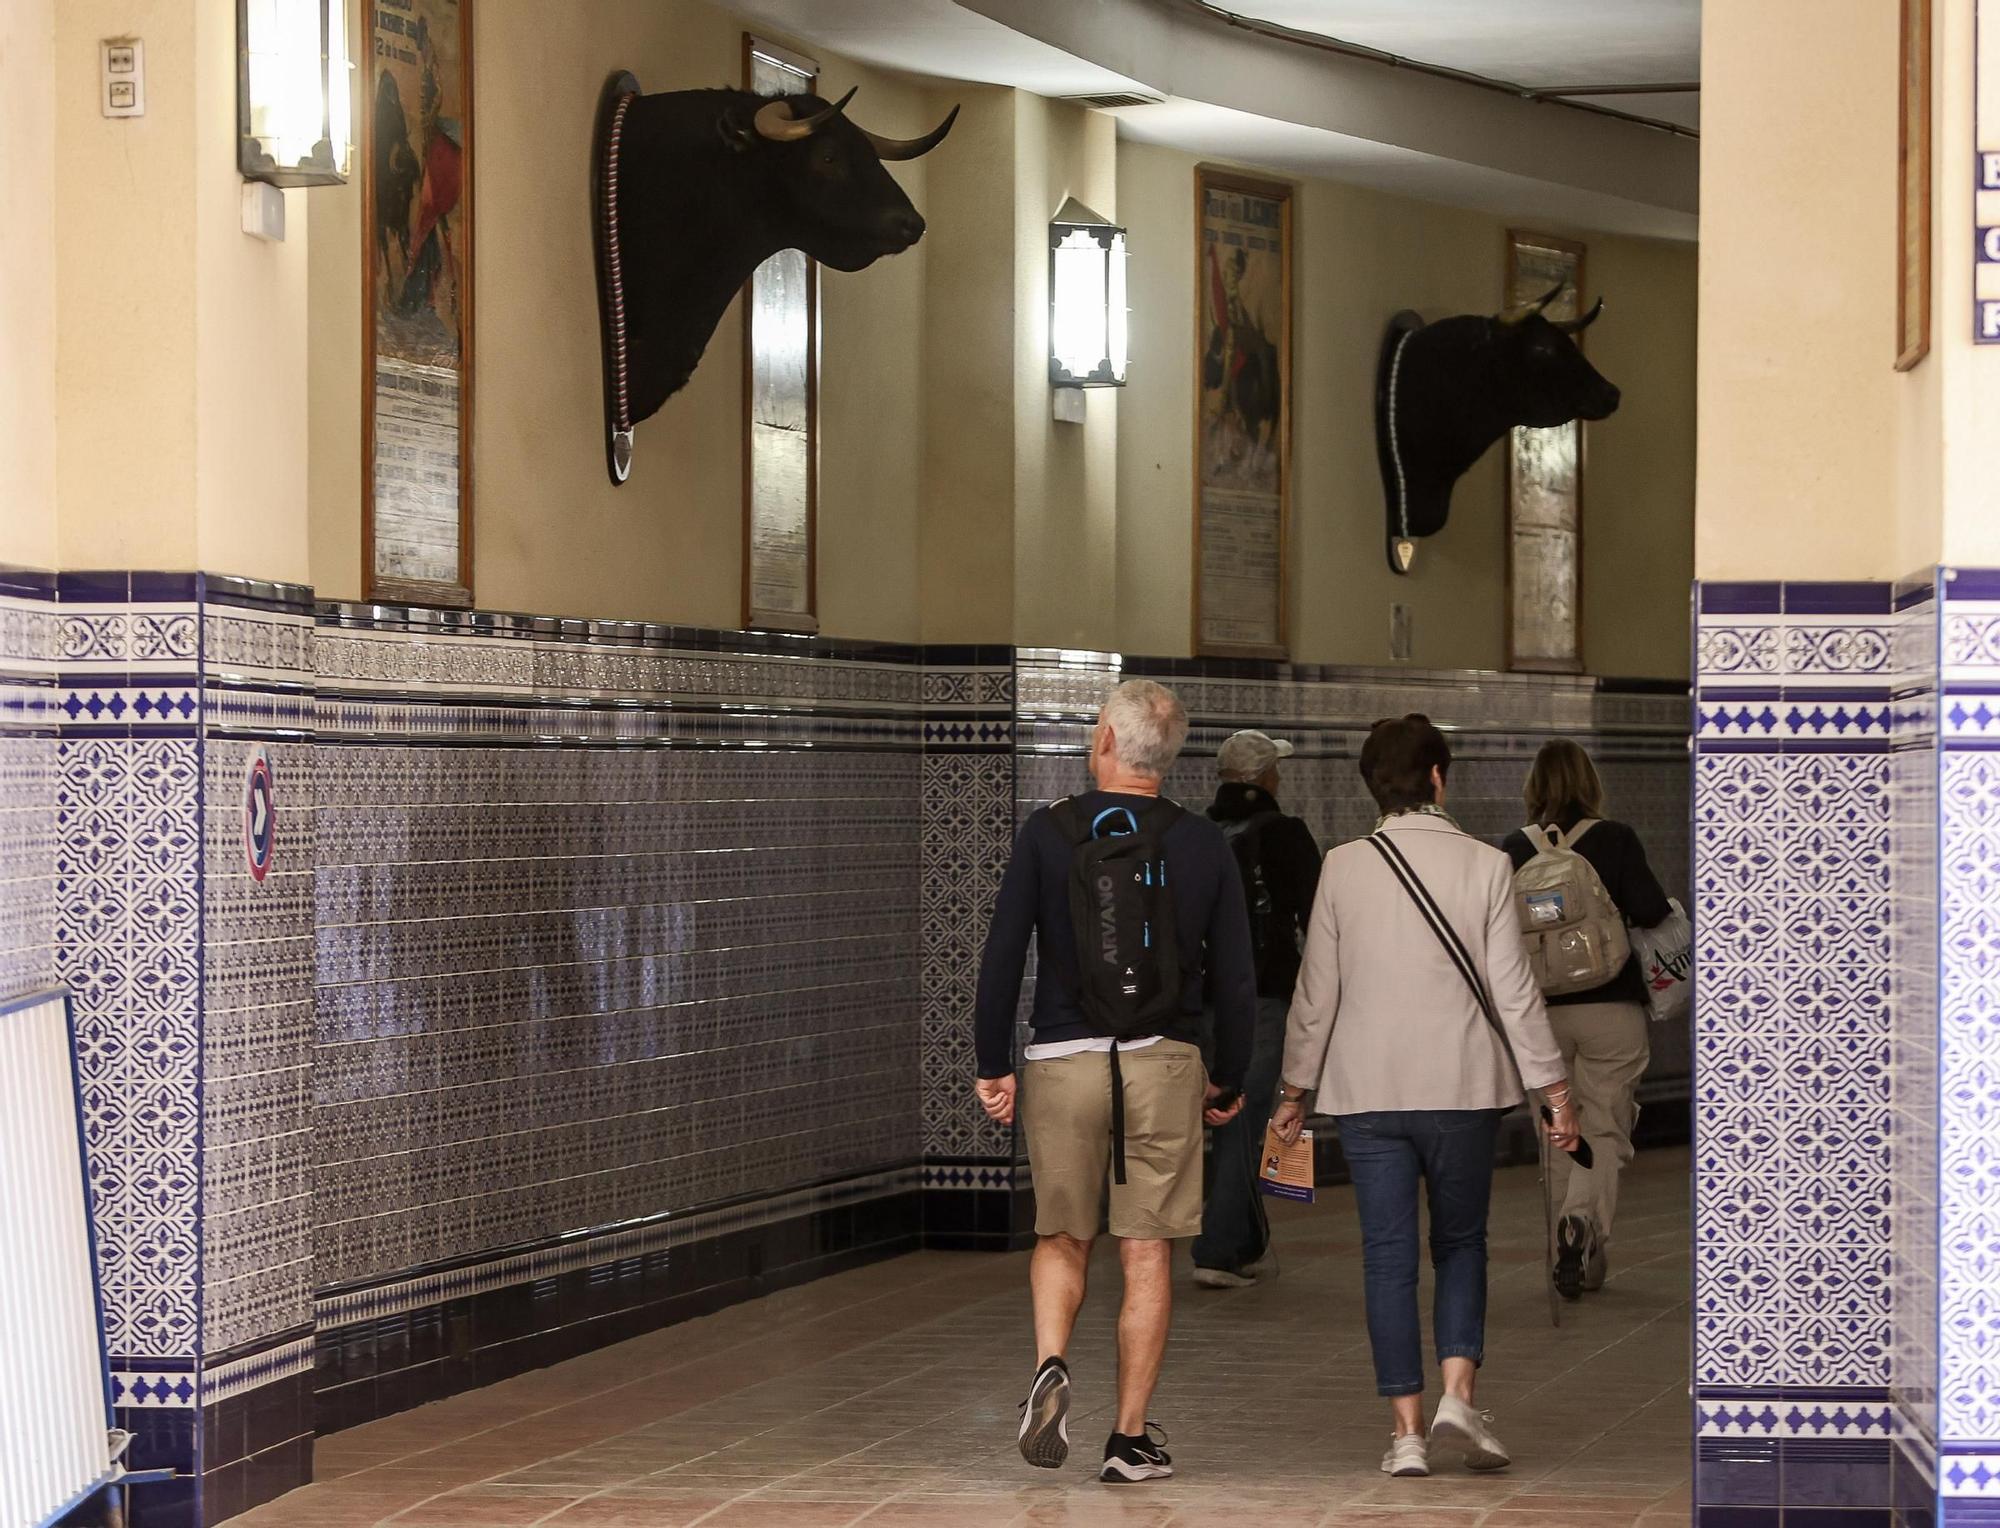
left=742, top=35, right=820, bottom=633
left=1194, top=167, right=1291, bottom=661
left=1504, top=230, right=1585, bottom=674
left=363, top=0, right=473, bottom=608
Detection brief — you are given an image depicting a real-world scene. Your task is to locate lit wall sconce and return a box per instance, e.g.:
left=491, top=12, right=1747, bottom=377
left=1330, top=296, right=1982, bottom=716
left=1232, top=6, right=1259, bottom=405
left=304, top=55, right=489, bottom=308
left=1049, top=197, right=1128, bottom=388
left=238, top=0, right=352, bottom=186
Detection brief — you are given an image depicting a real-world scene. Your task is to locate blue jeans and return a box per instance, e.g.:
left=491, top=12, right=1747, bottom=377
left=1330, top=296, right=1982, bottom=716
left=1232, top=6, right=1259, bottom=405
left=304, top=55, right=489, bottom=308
left=1192, top=996, right=1289, bottom=1271
left=1336, top=1109, right=1505, bottom=1397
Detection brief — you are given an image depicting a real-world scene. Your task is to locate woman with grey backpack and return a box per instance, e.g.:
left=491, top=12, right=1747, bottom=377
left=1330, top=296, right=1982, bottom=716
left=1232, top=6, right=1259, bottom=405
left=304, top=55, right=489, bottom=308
left=1501, top=739, right=1675, bottom=1302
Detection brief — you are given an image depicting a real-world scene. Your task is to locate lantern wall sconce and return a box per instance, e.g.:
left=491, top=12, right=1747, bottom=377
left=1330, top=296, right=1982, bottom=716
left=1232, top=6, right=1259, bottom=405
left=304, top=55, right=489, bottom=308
left=1049, top=197, right=1129, bottom=391
left=238, top=0, right=352, bottom=187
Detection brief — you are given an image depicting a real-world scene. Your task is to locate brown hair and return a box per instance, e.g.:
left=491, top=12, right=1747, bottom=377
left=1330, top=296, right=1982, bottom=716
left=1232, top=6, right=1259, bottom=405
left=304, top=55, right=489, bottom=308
left=1524, top=738, right=1606, bottom=824
left=1359, top=714, right=1452, bottom=813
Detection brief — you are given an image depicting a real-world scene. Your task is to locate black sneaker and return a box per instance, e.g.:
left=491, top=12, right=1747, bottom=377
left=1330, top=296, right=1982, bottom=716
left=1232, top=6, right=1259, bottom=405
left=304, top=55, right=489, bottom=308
left=1017, top=1356, right=1070, bottom=1469
left=1553, top=1214, right=1591, bottom=1303
left=1100, top=1422, right=1173, bottom=1483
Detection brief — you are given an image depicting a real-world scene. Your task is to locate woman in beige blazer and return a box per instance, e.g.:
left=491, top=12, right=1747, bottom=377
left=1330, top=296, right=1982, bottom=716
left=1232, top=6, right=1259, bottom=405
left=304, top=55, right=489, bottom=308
left=1271, top=716, right=1578, bottom=1480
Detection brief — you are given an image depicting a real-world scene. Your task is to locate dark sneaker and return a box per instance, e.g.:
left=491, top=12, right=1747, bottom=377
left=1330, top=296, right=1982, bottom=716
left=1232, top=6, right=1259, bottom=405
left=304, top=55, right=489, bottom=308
left=1017, top=1356, right=1070, bottom=1469
left=1100, top=1422, right=1173, bottom=1483
left=1192, top=1249, right=1279, bottom=1289
left=1553, top=1214, right=1591, bottom=1302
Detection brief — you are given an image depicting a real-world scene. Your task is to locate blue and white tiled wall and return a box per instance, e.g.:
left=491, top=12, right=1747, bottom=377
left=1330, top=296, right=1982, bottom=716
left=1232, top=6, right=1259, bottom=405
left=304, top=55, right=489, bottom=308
left=1694, top=574, right=2000, bottom=1528
left=1, top=567, right=1694, bottom=1526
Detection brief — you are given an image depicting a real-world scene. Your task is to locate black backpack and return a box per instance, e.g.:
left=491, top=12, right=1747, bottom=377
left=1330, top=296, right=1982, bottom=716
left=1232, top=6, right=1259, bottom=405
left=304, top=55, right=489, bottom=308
left=1050, top=796, right=1185, bottom=1185
left=1221, top=812, right=1287, bottom=985
left=1052, top=797, right=1185, bottom=1038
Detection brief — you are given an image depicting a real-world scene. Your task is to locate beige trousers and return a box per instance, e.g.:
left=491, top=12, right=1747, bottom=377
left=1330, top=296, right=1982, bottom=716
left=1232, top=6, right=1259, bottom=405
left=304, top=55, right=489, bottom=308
left=1546, top=999, right=1650, bottom=1243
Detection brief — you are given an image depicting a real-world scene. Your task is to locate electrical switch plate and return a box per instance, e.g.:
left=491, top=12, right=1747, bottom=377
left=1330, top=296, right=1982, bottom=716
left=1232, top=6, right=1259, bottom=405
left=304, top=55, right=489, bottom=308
left=101, top=39, right=144, bottom=117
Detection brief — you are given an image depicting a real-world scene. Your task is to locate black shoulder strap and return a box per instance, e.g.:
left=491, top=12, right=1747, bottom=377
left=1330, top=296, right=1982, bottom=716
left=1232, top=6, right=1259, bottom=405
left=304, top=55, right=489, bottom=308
left=1365, top=832, right=1519, bottom=1087
left=1050, top=798, right=1086, bottom=844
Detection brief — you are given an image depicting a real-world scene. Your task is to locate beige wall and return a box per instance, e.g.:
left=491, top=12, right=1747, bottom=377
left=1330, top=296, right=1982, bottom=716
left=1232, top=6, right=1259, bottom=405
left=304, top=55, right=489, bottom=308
left=1011, top=95, right=1119, bottom=651
left=307, top=0, right=936, bottom=640
left=1115, top=138, right=1697, bottom=677
left=0, top=0, right=57, bottom=569
left=1696, top=0, right=1902, bottom=581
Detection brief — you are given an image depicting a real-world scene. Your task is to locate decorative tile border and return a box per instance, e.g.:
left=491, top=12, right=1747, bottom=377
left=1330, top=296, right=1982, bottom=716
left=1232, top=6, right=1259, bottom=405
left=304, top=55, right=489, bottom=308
left=1698, top=1391, right=1898, bottom=1438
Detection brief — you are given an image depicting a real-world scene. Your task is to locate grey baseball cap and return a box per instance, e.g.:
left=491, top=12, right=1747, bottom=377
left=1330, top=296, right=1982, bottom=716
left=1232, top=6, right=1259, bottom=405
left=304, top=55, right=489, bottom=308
left=1217, top=729, right=1294, bottom=778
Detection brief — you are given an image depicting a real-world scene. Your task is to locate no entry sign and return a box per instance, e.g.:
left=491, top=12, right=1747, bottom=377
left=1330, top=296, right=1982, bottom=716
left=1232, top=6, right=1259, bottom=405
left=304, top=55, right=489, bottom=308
left=243, top=746, right=276, bottom=881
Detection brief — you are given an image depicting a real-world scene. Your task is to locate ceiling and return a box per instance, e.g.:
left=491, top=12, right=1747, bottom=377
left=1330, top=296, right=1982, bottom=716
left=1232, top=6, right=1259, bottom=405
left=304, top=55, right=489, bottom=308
left=1208, top=0, right=1701, bottom=129
left=730, top=0, right=1699, bottom=238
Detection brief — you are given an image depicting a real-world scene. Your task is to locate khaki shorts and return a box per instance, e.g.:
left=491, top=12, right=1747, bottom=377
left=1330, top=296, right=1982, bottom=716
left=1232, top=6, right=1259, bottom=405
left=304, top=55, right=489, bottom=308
left=1022, top=1039, right=1207, bottom=1241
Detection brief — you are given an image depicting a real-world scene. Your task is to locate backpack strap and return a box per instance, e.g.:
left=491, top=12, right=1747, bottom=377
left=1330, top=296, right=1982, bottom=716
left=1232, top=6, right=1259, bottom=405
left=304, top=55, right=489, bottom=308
left=1522, top=823, right=1558, bottom=855
left=1567, top=818, right=1600, bottom=847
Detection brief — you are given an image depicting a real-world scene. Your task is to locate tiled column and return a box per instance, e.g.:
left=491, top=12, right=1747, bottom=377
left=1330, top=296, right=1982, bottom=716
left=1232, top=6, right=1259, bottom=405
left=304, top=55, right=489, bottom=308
left=1692, top=582, right=1897, bottom=1521
left=1930, top=570, right=2000, bottom=1525
left=53, top=574, right=316, bottom=1528
left=918, top=646, right=1031, bottom=1247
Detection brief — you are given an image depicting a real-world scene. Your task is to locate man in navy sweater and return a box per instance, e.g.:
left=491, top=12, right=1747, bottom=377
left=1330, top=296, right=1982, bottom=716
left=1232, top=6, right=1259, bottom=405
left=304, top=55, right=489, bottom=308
left=973, top=679, right=1257, bottom=1485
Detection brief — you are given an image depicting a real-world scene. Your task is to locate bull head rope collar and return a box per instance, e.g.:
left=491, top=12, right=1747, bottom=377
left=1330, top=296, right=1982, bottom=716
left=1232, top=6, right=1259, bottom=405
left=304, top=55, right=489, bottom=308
left=1373, top=282, right=1615, bottom=576
left=591, top=73, right=957, bottom=486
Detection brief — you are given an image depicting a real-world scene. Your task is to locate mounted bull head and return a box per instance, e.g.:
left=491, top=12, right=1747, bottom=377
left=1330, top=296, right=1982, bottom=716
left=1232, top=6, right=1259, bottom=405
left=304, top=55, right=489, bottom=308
left=591, top=74, right=958, bottom=483
left=1374, top=285, right=1620, bottom=572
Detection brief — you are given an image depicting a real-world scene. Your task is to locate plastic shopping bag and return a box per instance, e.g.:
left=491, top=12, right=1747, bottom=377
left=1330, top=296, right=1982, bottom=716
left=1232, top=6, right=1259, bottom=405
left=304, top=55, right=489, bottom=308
left=1630, top=897, right=1692, bottom=1024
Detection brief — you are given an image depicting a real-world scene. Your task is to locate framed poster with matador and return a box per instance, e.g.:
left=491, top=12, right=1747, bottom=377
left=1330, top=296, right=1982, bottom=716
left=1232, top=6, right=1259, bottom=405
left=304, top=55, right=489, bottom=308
left=1194, top=167, right=1292, bottom=660
left=363, top=0, right=473, bottom=608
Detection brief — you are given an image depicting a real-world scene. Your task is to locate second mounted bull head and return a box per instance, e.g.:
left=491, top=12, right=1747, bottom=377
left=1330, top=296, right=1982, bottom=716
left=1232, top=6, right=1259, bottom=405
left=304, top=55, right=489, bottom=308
left=1374, top=283, right=1619, bottom=573
left=592, top=76, right=958, bottom=484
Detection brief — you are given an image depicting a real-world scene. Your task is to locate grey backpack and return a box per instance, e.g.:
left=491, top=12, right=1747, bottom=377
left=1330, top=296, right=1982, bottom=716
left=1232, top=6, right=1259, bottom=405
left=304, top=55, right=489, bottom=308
left=1512, top=821, right=1631, bottom=996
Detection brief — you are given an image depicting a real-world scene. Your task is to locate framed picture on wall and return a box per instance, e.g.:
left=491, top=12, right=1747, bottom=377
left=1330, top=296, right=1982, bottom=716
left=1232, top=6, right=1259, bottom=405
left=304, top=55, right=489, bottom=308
left=362, top=0, right=474, bottom=608
left=742, top=36, right=820, bottom=633
left=1193, top=167, right=1292, bottom=660
left=1897, top=0, right=1932, bottom=371
left=1505, top=229, right=1586, bottom=674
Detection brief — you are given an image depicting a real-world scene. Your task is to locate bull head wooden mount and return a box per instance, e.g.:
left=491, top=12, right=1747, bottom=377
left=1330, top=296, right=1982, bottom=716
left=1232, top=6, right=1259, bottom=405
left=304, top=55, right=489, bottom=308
left=591, top=72, right=957, bottom=485
left=1374, top=285, right=1619, bottom=574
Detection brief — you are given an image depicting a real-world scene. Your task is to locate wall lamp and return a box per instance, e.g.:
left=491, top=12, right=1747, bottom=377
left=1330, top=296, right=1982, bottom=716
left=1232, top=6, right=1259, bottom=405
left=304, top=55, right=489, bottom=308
left=238, top=0, right=352, bottom=187
left=1049, top=197, right=1128, bottom=390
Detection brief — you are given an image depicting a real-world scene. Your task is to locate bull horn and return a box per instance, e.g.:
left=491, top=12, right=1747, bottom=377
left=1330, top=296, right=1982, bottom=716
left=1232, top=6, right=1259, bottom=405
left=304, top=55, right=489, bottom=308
left=751, top=86, right=856, bottom=143
left=862, top=104, right=961, bottom=161
left=1496, top=280, right=1567, bottom=325
left=1553, top=296, right=1605, bottom=333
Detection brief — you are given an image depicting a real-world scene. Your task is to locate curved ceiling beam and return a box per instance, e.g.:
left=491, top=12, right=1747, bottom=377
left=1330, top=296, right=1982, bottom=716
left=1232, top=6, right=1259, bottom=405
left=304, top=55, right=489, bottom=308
left=954, top=0, right=1698, bottom=217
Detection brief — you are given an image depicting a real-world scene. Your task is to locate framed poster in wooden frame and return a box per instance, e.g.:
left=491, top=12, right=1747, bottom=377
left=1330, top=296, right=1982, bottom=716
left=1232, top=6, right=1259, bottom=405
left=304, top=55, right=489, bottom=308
left=1504, top=229, right=1586, bottom=675
left=741, top=35, right=820, bottom=633
left=1897, top=0, right=1932, bottom=371
left=1193, top=166, right=1291, bottom=660
left=363, top=0, right=473, bottom=608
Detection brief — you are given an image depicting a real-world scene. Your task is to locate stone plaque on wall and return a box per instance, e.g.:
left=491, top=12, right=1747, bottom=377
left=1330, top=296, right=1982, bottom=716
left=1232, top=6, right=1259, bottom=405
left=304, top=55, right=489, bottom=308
left=742, top=37, right=819, bottom=633
left=1506, top=230, right=1585, bottom=674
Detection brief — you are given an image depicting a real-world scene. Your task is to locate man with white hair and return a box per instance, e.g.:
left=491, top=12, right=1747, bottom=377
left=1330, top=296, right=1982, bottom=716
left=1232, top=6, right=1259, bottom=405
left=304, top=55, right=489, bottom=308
left=974, top=678, right=1257, bottom=1485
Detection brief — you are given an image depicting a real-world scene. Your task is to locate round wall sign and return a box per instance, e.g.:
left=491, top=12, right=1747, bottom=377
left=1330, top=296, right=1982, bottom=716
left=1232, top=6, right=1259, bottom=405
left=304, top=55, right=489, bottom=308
left=243, top=746, right=276, bottom=882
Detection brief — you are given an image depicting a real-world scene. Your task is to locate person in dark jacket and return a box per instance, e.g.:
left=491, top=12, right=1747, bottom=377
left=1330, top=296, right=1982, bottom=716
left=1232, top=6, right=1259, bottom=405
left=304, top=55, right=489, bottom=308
left=974, top=680, right=1255, bottom=1485
left=1192, top=730, right=1321, bottom=1289
left=1501, top=739, right=1673, bottom=1300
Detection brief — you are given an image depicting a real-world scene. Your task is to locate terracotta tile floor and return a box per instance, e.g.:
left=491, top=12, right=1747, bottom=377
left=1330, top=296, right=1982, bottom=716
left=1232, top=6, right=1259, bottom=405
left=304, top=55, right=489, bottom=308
left=240, top=1148, right=1692, bottom=1527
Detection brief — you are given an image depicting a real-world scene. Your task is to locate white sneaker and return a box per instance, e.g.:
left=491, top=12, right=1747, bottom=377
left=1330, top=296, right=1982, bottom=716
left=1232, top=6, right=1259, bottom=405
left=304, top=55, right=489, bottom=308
left=1430, top=1394, right=1511, bottom=1471
left=1380, top=1432, right=1430, bottom=1477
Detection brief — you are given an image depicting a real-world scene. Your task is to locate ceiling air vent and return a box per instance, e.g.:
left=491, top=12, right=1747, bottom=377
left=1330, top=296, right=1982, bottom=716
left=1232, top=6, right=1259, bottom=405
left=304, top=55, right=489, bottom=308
left=1064, top=91, right=1165, bottom=109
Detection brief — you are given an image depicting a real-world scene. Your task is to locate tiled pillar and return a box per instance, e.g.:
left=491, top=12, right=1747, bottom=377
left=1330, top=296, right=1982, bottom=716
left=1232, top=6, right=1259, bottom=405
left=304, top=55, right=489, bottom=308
left=1692, top=582, right=1897, bottom=1520
left=54, top=574, right=316, bottom=1528
left=918, top=646, right=1032, bottom=1247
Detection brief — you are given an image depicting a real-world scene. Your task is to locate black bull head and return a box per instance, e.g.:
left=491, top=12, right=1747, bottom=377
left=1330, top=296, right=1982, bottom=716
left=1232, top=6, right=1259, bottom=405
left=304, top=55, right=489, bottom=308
left=1374, top=284, right=1620, bottom=572
left=592, top=78, right=957, bottom=484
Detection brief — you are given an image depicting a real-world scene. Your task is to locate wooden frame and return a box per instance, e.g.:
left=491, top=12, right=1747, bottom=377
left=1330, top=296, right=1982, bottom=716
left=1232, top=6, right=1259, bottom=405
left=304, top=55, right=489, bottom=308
left=1898, top=0, right=1933, bottom=370
left=1504, top=229, right=1587, bottom=675
left=362, top=0, right=474, bottom=608
left=1192, top=166, right=1292, bottom=661
left=740, top=34, right=821, bottom=634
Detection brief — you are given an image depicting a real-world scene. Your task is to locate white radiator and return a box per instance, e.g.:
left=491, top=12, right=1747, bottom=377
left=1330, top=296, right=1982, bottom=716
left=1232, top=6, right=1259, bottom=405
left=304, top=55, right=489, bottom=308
left=0, top=990, right=118, bottom=1528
